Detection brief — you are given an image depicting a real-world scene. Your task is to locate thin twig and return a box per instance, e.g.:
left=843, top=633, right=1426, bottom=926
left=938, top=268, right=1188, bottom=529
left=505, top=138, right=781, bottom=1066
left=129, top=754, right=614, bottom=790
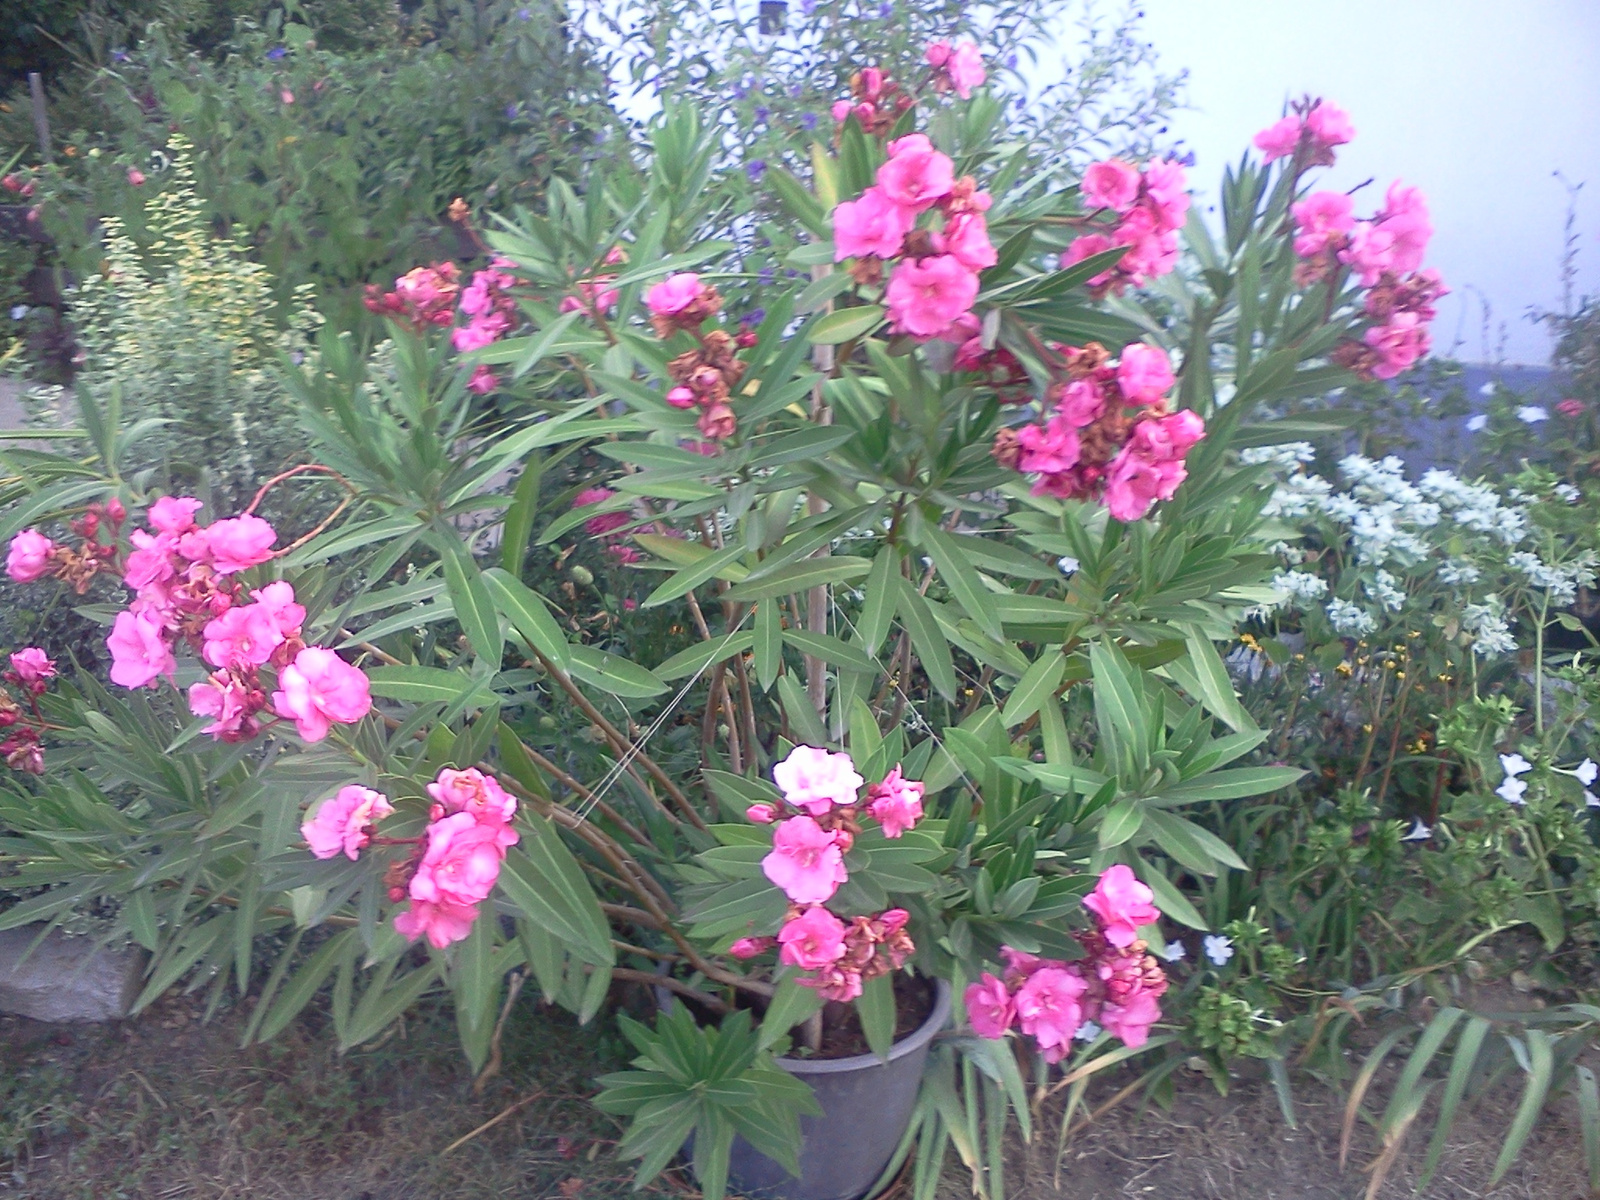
left=439, top=1088, right=545, bottom=1156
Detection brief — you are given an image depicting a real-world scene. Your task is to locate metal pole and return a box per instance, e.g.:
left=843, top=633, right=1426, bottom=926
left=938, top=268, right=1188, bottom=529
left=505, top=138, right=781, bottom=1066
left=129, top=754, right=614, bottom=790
left=28, top=72, right=52, bottom=164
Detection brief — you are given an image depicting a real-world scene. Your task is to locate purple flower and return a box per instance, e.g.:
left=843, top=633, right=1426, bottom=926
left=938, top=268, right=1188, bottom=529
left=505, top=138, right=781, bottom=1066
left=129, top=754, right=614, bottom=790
left=759, top=265, right=776, bottom=286
left=1005, top=52, right=1018, bottom=70
left=505, top=103, right=520, bottom=119
left=877, top=0, right=892, bottom=16
left=743, top=307, right=766, bottom=326
left=267, top=45, right=287, bottom=60
left=1178, top=150, right=1197, bottom=167
left=800, top=112, right=818, bottom=130
left=517, top=5, right=532, bottom=17
left=800, top=0, right=816, bottom=12
left=755, top=105, right=770, bottom=122
left=789, top=83, right=803, bottom=97
left=111, top=48, right=130, bottom=62
left=745, top=159, right=767, bottom=182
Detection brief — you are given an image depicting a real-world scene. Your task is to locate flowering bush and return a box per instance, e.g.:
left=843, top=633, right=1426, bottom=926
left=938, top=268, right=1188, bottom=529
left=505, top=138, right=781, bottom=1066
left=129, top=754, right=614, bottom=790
left=0, top=42, right=1454, bottom=1199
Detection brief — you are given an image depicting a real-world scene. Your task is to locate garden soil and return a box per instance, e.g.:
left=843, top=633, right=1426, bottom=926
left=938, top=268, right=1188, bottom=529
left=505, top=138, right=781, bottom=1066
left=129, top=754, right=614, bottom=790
left=1, top=990, right=1592, bottom=1200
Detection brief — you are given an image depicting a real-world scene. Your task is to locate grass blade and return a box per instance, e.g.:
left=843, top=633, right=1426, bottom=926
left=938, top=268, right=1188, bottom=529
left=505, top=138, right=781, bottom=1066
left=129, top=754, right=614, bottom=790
left=1416, top=1015, right=1491, bottom=1191
left=1490, top=1029, right=1554, bottom=1184
left=1340, top=1027, right=1409, bottom=1169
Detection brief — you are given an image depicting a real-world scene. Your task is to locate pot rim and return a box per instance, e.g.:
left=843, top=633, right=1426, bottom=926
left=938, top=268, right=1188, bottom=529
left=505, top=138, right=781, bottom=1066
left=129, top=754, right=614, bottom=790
left=774, top=977, right=951, bottom=1076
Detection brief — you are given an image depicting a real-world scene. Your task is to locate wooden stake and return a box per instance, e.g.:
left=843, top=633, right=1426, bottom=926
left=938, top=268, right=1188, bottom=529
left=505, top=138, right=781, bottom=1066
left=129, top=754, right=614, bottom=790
left=28, top=73, right=51, bottom=164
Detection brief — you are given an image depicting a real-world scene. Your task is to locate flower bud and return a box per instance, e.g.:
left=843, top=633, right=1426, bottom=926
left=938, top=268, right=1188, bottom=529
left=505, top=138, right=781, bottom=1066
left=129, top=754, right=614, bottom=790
left=746, top=802, right=778, bottom=824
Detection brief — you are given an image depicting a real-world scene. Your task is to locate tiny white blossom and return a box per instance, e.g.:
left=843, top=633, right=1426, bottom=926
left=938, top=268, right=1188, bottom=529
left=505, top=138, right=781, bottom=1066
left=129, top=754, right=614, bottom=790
left=1587, top=790, right=1600, bottom=809
left=1401, top=818, right=1432, bottom=842
left=1326, top=598, right=1377, bottom=636
left=1437, top=559, right=1480, bottom=585
left=1158, top=941, right=1187, bottom=962
left=1057, top=556, right=1079, bottom=576
left=1577, top=759, right=1598, bottom=787
left=7, top=304, right=26, bottom=321
left=1366, top=569, right=1407, bottom=612
left=1555, top=483, right=1582, bottom=504
left=1466, top=414, right=1489, bottom=432
left=1497, top=777, right=1528, bottom=805
left=1272, top=570, right=1329, bottom=608
left=1500, top=753, right=1533, bottom=777
left=1203, top=935, right=1235, bottom=966
left=1463, top=603, right=1517, bottom=656
left=1074, top=1020, right=1102, bottom=1042
left=1241, top=442, right=1317, bottom=469
left=1517, top=405, right=1549, bottom=424
left=1479, top=381, right=1497, bottom=396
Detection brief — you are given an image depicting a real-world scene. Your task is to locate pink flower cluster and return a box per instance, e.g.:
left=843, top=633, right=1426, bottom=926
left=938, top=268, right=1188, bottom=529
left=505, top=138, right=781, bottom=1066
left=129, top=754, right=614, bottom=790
left=832, top=132, right=997, bottom=340
left=366, top=259, right=523, bottom=393
left=732, top=747, right=924, bottom=1001
left=572, top=487, right=640, bottom=565
left=992, top=341, right=1204, bottom=521
left=1283, top=124, right=1444, bottom=381
left=5, top=496, right=373, bottom=745
left=646, top=276, right=758, bottom=442
left=829, top=66, right=914, bottom=136
left=965, top=866, right=1168, bottom=1057
left=1253, top=98, right=1355, bottom=169
left=364, top=263, right=461, bottom=330
left=1061, top=157, right=1189, bottom=297
left=924, top=41, right=986, bottom=99
left=392, top=768, right=521, bottom=949
left=0, top=648, right=57, bottom=775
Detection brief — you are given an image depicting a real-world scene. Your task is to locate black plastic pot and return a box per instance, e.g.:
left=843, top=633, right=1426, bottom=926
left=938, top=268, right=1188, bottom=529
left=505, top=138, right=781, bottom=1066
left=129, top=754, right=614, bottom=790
left=665, top=979, right=951, bottom=1200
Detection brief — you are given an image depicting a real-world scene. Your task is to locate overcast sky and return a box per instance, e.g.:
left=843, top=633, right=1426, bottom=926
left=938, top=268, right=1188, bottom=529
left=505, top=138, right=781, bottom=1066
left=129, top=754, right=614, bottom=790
left=1132, top=0, right=1600, bottom=365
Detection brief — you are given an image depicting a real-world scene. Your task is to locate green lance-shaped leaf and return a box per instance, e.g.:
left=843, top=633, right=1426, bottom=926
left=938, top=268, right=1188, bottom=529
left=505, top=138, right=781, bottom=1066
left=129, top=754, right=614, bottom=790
left=894, top=572, right=957, bottom=701
left=440, top=540, right=503, bottom=671
left=919, top=523, right=1005, bottom=643
left=809, top=304, right=885, bottom=345
left=496, top=816, right=615, bottom=967
left=481, top=566, right=571, bottom=669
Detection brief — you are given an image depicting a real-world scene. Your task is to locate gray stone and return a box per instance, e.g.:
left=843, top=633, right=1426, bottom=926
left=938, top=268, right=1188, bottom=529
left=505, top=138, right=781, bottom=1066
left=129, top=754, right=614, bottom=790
left=0, top=925, right=146, bottom=1022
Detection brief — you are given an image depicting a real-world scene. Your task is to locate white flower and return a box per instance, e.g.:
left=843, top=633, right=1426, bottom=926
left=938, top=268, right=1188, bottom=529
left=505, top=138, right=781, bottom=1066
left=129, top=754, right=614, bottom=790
left=1401, top=818, right=1432, bottom=841
left=1587, top=790, right=1600, bottom=809
left=1517, top=405, right=1549, bottom=424
left=1437, top=559, right=1480, bottom=585
left=1577, top=759, right=1598, bottom=787
left=1326, top=598, right=1377, bottom=636
left=1500, top=753, right=1533, bottom=777
left=1158, top=941, right=1187, bottom=962
left=1272, top=570, right=1329, bottom=608
left=1466, top=414, right=1489, bottom=432
left=1479, top=381, right=1497, bottom=396
left=1366, top=569, right=1407, bottom=612
left=1203, top=935, right=1235, bottom=966
left=1074, top=1020, right=1102, bottom=1042
left=7, top=304, right=26, bottom=321
left=1497, top=777, right=1528, bottom=805
left=1241, top=442, right=1317, bottom=469
left=1555, top=484, right=1582, bottom=504
left=1463, top=603, right=1517, bottom=656
left=1057, top=556, right=1079, bottom=576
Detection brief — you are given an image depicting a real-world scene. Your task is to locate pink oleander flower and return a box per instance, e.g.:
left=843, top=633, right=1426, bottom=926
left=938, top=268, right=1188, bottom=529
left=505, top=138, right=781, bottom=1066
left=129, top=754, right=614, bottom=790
left=1252, top=115, right=1301, bottom=163
left=1017, top=414, right=1082, bottom=476
left=1341, top=220, right=1395, bottom=287
left=807, top=964, right=864, bottom=1003
left=939, top=212, right=997, bottom=273
left=730, top=936, right=776, bottom=959
left=127, top=167, right=146, bottom=185
left=1103, top=410, right=1204, bottom=521
left=1099, top=989, right=1162, bottom=1048
left=866, top=764, right=924, bottom=837
left=886, top=255, right=979, bottom=338
left=7, top=529, right=55, bottom=582
left=1305, top=100, right=1355, bottom=154
left=1113, top=206, right=1179, bottom=282
left=1055, top=379, right=1105, bottom=427
left=148, top=496, right=203, bottom=534
left=833, top=186, right=915, bottom=261
left=451, top=311, right=510, bottom=352
left=272, top=646, right=372, bottom=742
left=1082, top=864, right=1161, bottom=947
left=1081, top=159, right=1141, bottom=213
left=762, top=815, right=848, bottom=905
left=1000, top=945, right=1045, bottom=983
left=746, top=803, right=778, bottom=824
left=188, top=672, right=258, bottom=740
left=395, top=898, right=479, bottom=949
left=1015, top=966, right=1087, bottom=1061
left=666, top=385, right=697, bottom=409
left=947, top=41, right=986, bottom=99
left=467, top=365, right=498, bottom=394
left=574, top=487, right=630, bottom=536
left=1291, top=191, right=1356, bottom=258
left=427, top=766, right=519, bottom=838
left=1060, top=233, right=1119, bottom=287
left=1364, top=311, right=1431, bottom=380
left=1558, top=398, right=1586, bottom=418
left=302, top=785, right=396, bottom=861
left=925, top=41, right=952, bottom=66
left=607, top=544, right=642, bottom=565
left=9, top=648, right=55, bottom=685
left=965, top=973, right=1016, bottom=1038
left=409, top=811, right=508, bottom=907
left=876, top=134, right=955, bottom=212
left=698, top=403, right=738, bottom=441
left=202, top=583, right=300, bottom=670
left=1116, top=343, right=1175, bottom=405
left=1379, top=180, right=1432, bottom=275
left=1141, top=158, right=1191, bottom=231
left=773, top=745, right=864, bottom=815
left=778, top=905, right=848, bottom=970
left=205, top=514, right=277, bottom=574
left=646, top=273, right=702, bottom=317
left=831, top=99, right=853, bottom=123
left=107, top=609, right=176, bottom=689
left=123, top=530, right=177, bottom=589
